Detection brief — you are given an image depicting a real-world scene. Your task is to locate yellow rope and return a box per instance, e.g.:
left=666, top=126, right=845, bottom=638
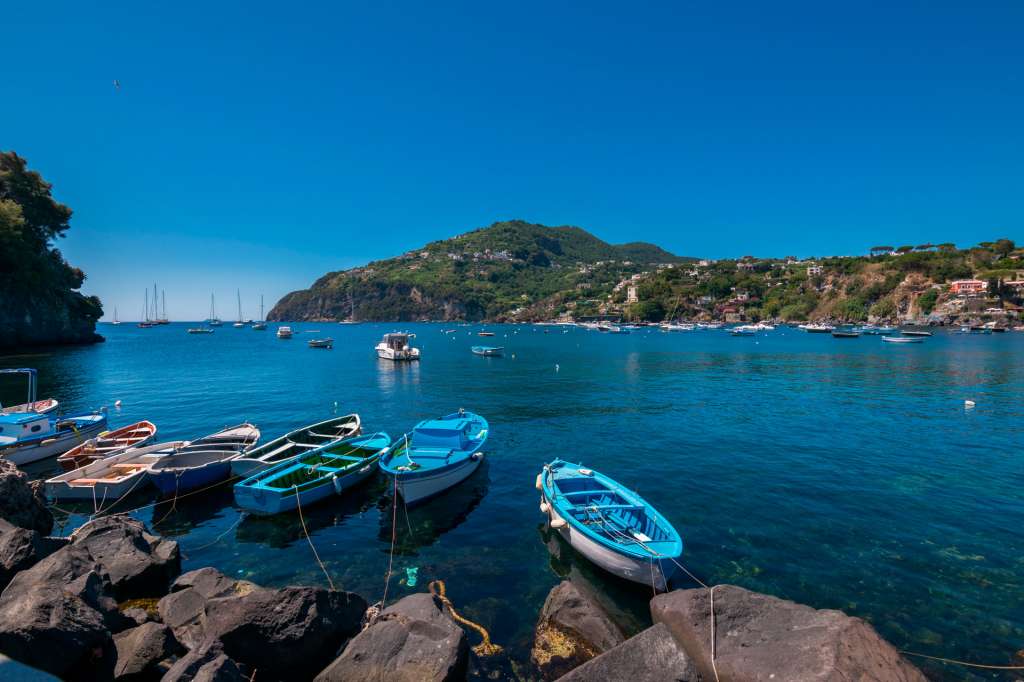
left=898, top=651, right=1024, bottom=671
left=294, top=487, right=337, bottom=592
left=428, top=579, right=502, bottom=657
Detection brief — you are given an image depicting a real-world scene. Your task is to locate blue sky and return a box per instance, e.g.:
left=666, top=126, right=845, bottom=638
left=5, top=1, right=1022, bottom=320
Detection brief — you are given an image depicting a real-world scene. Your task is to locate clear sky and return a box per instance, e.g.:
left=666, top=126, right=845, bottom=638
left=5, top=1, right=1022, bottom=320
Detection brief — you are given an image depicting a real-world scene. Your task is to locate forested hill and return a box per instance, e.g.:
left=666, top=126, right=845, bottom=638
left=0, top=152, right=103, bottom=348
left=268, top=220, right=693, bottom=321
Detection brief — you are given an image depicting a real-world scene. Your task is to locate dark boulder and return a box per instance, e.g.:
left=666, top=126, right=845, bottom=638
left=0, top=519, right=67, bottom=591
left=0, top=460, right=53, bottom=535
left=160, top=641, right=245, bottom=682
left=650, top=585, right=927, bottom=682
left=114, top=622, right=180, bottom=680
left=71, top=516, right=181, bottom=600
left=0, top=544, right=121, bottom=679
left=556, top=623, right=701, bottom=681
left=157, top=569, right=261, bottom=650
left=315, top=592, right=466, bottom=682
left=531, top=581, right=626, bottom=679
left=202, top=586, right=366, bottom=680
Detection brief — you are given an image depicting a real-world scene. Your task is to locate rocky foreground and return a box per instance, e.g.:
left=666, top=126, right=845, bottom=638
left=0, top=462, right=928, bottom=681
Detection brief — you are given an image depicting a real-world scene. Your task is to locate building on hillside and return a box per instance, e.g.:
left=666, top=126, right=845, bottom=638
left=950, top=279, right=987, bottom=295
left=737, top=262, right=756, bottom=271
left=807, top=265, right=823, bottom=276
left=626, top=286, right=638, bottom=304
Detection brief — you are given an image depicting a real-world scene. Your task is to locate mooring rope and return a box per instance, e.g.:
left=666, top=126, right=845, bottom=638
left=381, top=475, right=399, bottom=607
left=428, top=579, right=502, bottom=657
left=294, top=486, right=336, bottom=591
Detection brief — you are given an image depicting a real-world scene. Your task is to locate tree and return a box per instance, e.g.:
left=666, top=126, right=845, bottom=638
left=631, top=300, right=665, bottom=321
left=993, top=238, right=1016, bottom=257
left=915, top=243, right=934, bottom=251
left=937, top=242, right=956, bottom=252
left=917, top=288, right=939, bottom=314
left=896, top=245, right=914, bottom=254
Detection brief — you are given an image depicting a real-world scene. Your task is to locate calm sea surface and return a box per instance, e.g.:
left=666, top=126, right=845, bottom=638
left=3, top=324, right=1022, bottom=679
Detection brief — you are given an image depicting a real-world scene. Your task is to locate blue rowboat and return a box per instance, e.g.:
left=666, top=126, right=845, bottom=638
left=538, top=459, right=683, bottom=591
left=234, top=432, right=391, bottom=515
left=379, top=410, right=488, bottom=505
left=231, top=414, right=361, bottom=478
left=0, top=411, right=108, bottom=466
left=146, top=423, right=260, bottom=496
left=471, top=346, right=504, bottom=356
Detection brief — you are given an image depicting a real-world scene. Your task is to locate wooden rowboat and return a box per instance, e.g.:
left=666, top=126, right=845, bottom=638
left=57, top=420, right=158, bottom=471
left=231, top=414, right=362, bottom=478
left=471, top=346, right=504, bottom=356
left=45, top=440, right=184, bottom=500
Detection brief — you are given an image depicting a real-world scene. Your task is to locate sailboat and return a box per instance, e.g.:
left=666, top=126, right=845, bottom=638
left=252, top=295, right=267, bottom=330
left=138, top=289, right=156, bottom=328
left=208, top=294, right=222, bottom=326
left=155, top=288, right=169, bottom=324
left=112, top=307, right=121, bottom=325
left=233, top=290, right=245, bottom=327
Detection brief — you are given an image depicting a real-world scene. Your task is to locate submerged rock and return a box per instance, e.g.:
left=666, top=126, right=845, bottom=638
left=556, top=623, right=701, bottom=682
left=71, top=516, right=180, bottom=601
left=0, top=544, right=123, bottom=678
left=200, top=586, right=366, bottom=680
left=0, top=460, right=54, bottom=535
left=315, top=593, right=467, bottom=682
left=113, top=622, right=180, bottom=680
left=531, top=581, right=626, bottom=679
left=650, top=585, right=927, bottom=682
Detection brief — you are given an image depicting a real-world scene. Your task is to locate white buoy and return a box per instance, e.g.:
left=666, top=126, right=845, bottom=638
left=550, top=518, right=566, bottom=529
left=965, top=400, right=976, bottom=408
left=540, top=501, right=550, bottom=514
left=114, top=400, right=122, bottom=408
left=555, top=364, right=560, bottom=372
left=535, top=473, right=543, bottom=490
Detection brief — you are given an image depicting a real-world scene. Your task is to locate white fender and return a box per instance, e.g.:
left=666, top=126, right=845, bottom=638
left=550, top=518, right=566, bottom=529
left=535, top=473, right=543, bottom=490
left=540, top=501, right=550, bottom=514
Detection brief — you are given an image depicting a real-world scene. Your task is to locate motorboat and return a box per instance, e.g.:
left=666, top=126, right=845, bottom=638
left=277, top=326, right=294, bottom=339
left=376, top=333, right=420, bottom=361
left=471, top=346, right=504, bottom=356
left=308, top=338, right=334, bottom=349
left=0, top=411, right=108, bottom=466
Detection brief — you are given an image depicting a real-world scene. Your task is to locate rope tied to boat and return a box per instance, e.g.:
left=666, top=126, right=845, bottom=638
left=427, top=579, right=502, bottom=657
left=293, top=485, right=337, bottom=592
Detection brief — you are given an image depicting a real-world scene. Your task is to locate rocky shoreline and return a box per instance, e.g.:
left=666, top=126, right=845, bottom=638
left=0, top=462, right=929, bottom=681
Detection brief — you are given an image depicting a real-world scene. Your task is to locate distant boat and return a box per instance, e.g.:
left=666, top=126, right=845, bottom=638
left=138, top=289, right=156, bottom=327
left=376, top=332, right=420, bottom=361
left=231, top=414, right=362, bottom=478
left=233, top=290, right=245, bottom=327
left=378, top=409, right=488, bottom=504
left=112, top=307, right=121, bottom=325
left=478, top=331, right=496, bottom=337
left=308, top=338, right=334, bottom=349
left=277, top=326, right=294, bottom=339
left=800, top=323, right=834, bottom=333
left=252, top=296, right=267, bottom=330
left=831, top=329, right=861, bottom=338
left=538, top=459, right=683, bottom=591
left=471, top=345, right=504, bottom=356
left=730, top=325, right=757, bottom=336
left=146, top=423, right=261, bottom=496
left=900, top=329, right=933, bottom=337
left=234, top=432, right=391, bottom=515
left=883, top=336, right=924, bottom=344
left=0, top=411, right=108, bottom=466
left=45, top=440, right=183, bottom=500
left=0, top=368, right=59, bottom=416
left=208, top=294, right=222, bottom=326
left=660, top=322, right=694, bottom=332
left=187, top=327, right=215, bottom=334
left=57, top=420, right=158, bottom=471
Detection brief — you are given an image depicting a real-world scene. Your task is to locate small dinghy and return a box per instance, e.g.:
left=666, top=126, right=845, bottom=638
left=231, top=414, right=362, bottom=477
left=379, top=409, right=488, bottom=505
left=831, top=329, right=861, bottom=338
left=471, top=346, right=504, bottom=356
left=538, top=459, right=683, bottom=591
left=45, top=440, right=185, bottom=500
left=57, top=420, right=158, bottom=471
left=900, top=329, right=933, bottom=337
left=308, top=338, right=333, bottom=349
left=0, top=411, right=108, bottom=466
left=882, top=336, right=923, bottom=344
left=146, top=424, right=260, bottom=496
left=234, top=432, right=391, bottom=515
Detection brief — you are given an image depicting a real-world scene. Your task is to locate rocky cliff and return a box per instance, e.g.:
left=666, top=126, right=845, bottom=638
left=0, top=152, right=103, bottom=349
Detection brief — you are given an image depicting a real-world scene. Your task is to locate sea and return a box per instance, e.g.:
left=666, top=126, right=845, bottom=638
left=3, top=323, right=1022, bottom=680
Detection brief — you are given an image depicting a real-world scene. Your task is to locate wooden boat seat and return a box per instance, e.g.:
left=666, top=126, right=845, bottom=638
left=261, top=442, right=299, bottom=459
left=582, top=503, right=645, bottom=512
left=561, top=490, right=612, bottom=498
left=111, top=463, right=145, bottom=470
left=309, top=432, right=343, bottom=439
left=323, top=454, right=364, bottom=463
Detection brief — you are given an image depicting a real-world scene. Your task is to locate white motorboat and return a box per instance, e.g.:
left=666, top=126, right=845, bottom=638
left=0, top=411, right=108, bottom=466
left=277, top=326, right=294, bottom=339
left=376, top=333, right=420, bottom=361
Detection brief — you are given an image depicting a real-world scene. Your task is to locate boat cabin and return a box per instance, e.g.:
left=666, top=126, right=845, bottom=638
left=382, top=333, right=414, bottom=350
left=412, top=418, right=473, bottom=450
left=0, top=413, right=51, bottom=445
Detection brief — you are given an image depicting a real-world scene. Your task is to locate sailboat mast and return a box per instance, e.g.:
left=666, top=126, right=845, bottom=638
left=144, top=289, right=149, bottom=322
left=260, top=295, right=264, bottom=322
left=162, top=291, right=166, bottom=321
left=237, top=289, right=242, bottom=322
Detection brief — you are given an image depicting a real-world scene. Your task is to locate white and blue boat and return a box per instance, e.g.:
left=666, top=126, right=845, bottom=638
left=146, top=423, right=260, bottom=496
left=538, top=459, right=683, bottom=591
left=234, top=432, right=391, bottom=515
left=379, top=410, right=488, bottom=505
left=231, top=414, right=361, bottom=478
left=0, top=411, right=108, bottom=466
left=471, top=345, right=504, bottom=356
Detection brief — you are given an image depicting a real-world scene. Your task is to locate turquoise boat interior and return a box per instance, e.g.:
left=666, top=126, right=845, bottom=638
left=243, top=433, right=389, bottom=492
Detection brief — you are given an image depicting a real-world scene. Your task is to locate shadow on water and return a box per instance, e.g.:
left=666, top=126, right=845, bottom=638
left=150, top=486, right=236, bottom=537
left=377, top=459, right=489, bottom=557
left=235, top=478, right=383, bottom=549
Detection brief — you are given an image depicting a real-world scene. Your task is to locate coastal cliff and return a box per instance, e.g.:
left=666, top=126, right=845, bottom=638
left=0, top=152, right=103, bottom=349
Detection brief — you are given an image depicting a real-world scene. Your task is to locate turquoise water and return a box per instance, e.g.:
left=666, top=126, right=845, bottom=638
left=4, top=324, right=1023, bottom=679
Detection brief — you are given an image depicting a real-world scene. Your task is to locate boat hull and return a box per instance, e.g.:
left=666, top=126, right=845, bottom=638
left=546, top=502, right=675, bottom=590
left=235, top=461, right=376, bottom=515
left=150, top=461, right=234, bottom=496
left=392, top=454, right=482, bottom=505
left=376, top=347, right=420, bottom=361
